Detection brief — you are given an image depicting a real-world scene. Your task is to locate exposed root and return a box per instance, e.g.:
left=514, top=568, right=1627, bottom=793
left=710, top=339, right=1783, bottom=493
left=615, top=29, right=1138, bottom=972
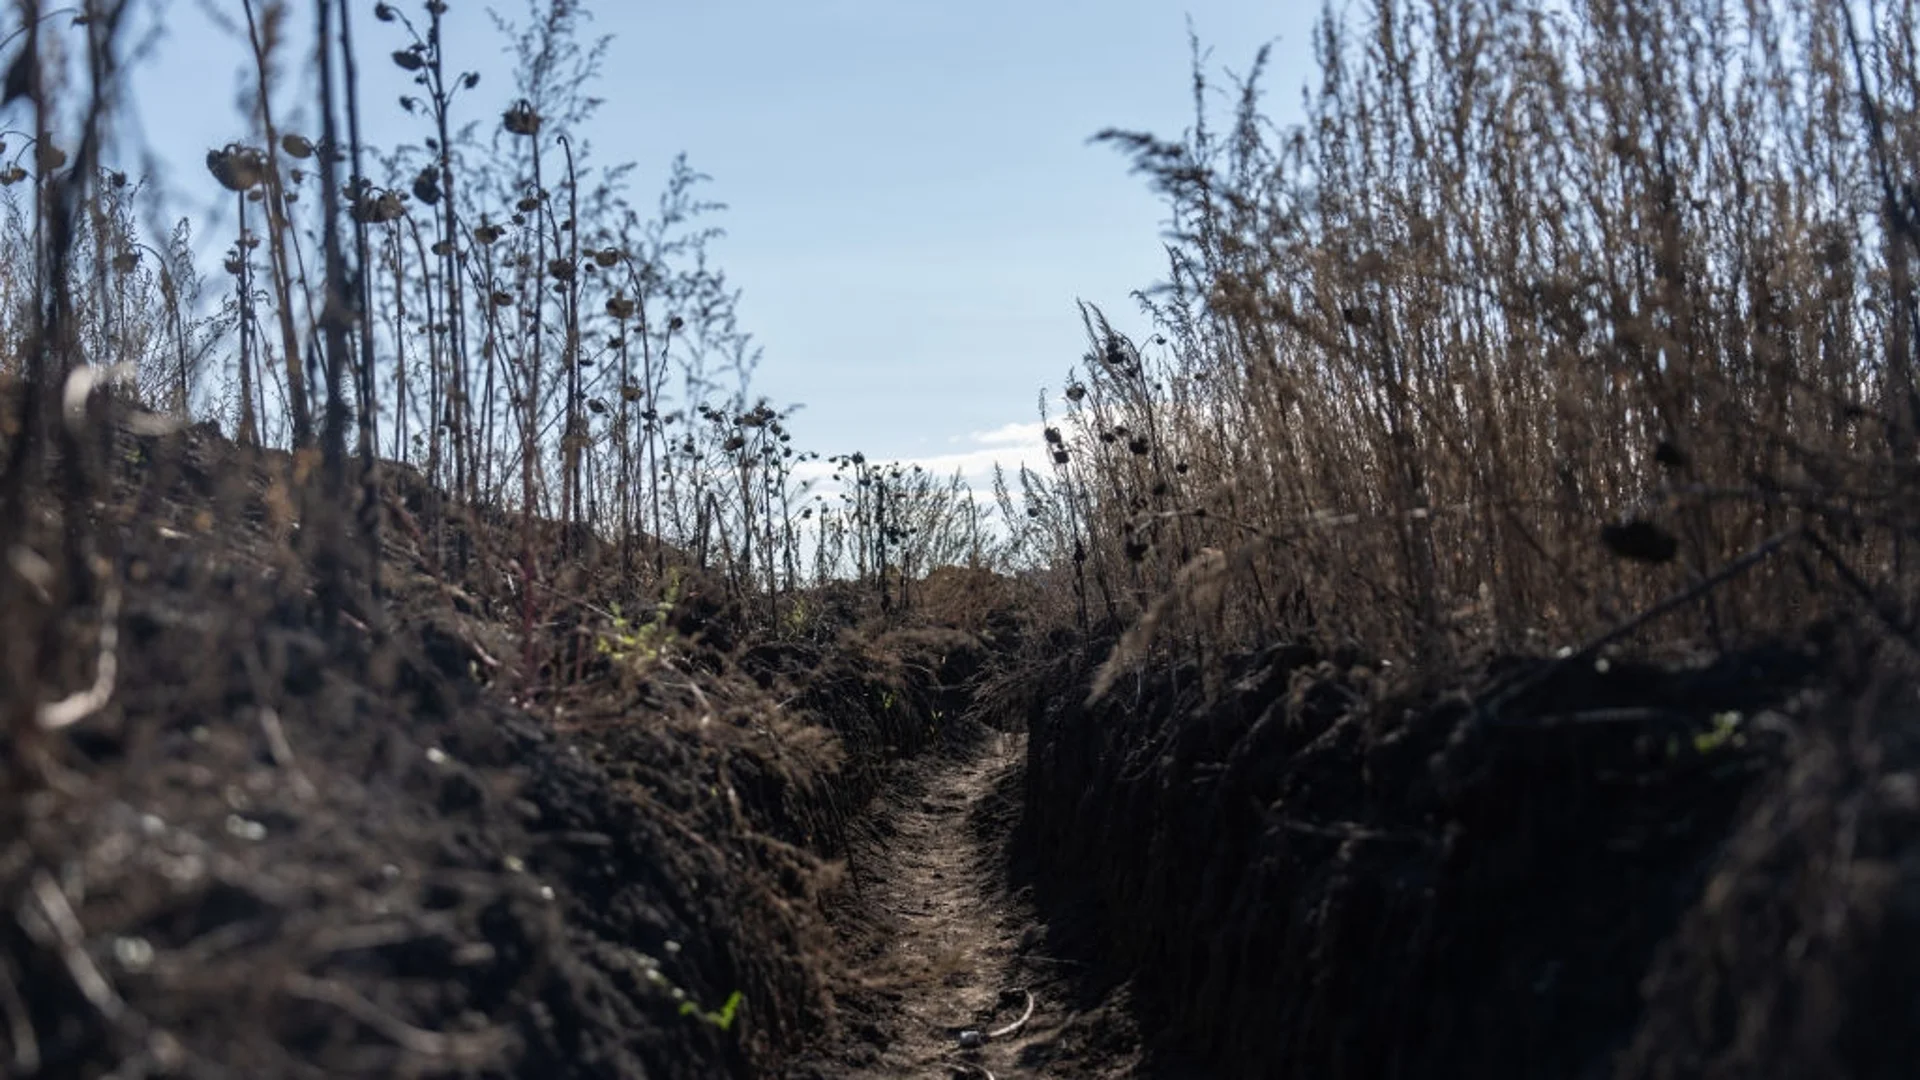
left=281, top=973, right=509, bottom=1064
left=23, top=870, right=126, bottom=1023
left=37, top=581, right=120, bottom=731
left=956, top=987, right=1036, bottom=1050
left=987, top=988, right=1034, bottom=1040
left=0, top=954, right=39, bottom=1074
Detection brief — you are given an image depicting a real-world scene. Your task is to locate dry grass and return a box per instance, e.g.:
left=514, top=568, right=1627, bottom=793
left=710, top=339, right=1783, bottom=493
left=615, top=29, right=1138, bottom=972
left=1007, top=0, right=1920, bottom=687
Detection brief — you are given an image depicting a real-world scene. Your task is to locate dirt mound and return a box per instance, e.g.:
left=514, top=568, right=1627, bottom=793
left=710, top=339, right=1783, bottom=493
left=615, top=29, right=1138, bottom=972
left=1619, top=664, right=1920, bottom=1080
left=1015, top=635, right=1916, bottom=1078
left=0, top=420, right=1001, bottom=1078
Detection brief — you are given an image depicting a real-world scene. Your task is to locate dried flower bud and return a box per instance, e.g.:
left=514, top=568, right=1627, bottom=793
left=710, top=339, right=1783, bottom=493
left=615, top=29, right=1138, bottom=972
left=350, top=188, right=406, bottom=224
left=411, top=167, right=440, bottom=205
left=206, top=144, right=267, bottom=191
left=503, top=100, right=541, bottom=137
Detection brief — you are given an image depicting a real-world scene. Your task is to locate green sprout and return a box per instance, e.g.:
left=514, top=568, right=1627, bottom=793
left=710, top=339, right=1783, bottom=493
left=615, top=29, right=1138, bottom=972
left=680, top=990, right=743, bottom=1032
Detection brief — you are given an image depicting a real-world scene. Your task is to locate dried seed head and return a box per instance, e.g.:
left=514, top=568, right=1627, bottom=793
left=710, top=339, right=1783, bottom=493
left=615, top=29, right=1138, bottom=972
left=594, top=248, right=620, bottom=268
left=350, top=188, right=406, bottom=224
left=281, top=133, right=314, bottom=159
left=412, top=167, right=441, bottom=205
left=206, top=144, right=267, bottom=191
left=503, top=100, right=542, bottom=137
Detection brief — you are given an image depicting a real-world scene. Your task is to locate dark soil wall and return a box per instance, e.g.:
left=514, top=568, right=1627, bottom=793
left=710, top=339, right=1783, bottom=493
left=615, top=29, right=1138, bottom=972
left=1018, top=641, right=1825, bottom=1079
left=1, top=420, right=996, bottom=1079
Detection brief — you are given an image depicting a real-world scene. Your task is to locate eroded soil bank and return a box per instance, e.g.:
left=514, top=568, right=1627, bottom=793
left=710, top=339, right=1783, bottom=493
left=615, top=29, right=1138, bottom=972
left=16, top=418, right=1919, bottom=1080
left=1016, top=638, right=1920, bottom=1079
left=0, top=422, right=1020, bottom=1079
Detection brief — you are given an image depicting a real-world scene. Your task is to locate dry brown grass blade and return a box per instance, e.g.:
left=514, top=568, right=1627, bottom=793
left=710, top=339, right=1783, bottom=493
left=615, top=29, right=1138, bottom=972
left=281, top=973, right=510, bottom=1064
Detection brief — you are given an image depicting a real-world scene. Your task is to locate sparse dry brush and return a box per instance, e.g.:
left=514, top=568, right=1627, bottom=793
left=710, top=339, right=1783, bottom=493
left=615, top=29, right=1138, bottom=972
left=0, top=1, right=1014, bottom=1075
left=0, top=0, right=999, bottom=673
left=1037, top=0, right=1920, bottom=689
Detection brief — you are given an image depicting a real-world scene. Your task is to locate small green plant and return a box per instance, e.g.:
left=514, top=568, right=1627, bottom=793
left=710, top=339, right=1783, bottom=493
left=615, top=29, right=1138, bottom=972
left=679, top=989, right=743, bottom=1032
left=597, top=571, right=684, bottom=675
left=1692, top=712, right=1746, bottom=756
left=782, top=594, right=812, bottom=638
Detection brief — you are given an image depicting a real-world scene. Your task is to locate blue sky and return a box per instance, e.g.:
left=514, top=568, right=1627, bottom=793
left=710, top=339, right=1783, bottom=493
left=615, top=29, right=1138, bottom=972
left=119, top=0, right=1317, bottom=486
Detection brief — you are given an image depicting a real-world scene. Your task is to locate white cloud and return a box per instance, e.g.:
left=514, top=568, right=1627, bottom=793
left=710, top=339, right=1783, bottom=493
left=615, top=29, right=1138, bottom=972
left=791, top=419, right=1053, bottom=501
left=965, top=419, right=1047, bottom=447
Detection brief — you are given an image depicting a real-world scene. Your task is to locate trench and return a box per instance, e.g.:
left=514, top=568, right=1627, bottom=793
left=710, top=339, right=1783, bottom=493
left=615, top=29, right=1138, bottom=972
left=781, top=718, right=1145, bottom=1080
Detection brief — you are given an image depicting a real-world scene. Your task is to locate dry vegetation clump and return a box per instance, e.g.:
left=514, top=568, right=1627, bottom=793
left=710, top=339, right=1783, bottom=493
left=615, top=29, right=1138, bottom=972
left=1003, top=3, right=1920, bottom=1076
left=1008, top=0, right=1920, bottom=686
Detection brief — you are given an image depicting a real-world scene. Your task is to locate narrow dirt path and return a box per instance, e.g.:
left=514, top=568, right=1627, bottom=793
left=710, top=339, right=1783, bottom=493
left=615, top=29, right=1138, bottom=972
left=848, top=729, right=1036, bottom=1078
left=785, top=727, right=1143, bottom=1079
